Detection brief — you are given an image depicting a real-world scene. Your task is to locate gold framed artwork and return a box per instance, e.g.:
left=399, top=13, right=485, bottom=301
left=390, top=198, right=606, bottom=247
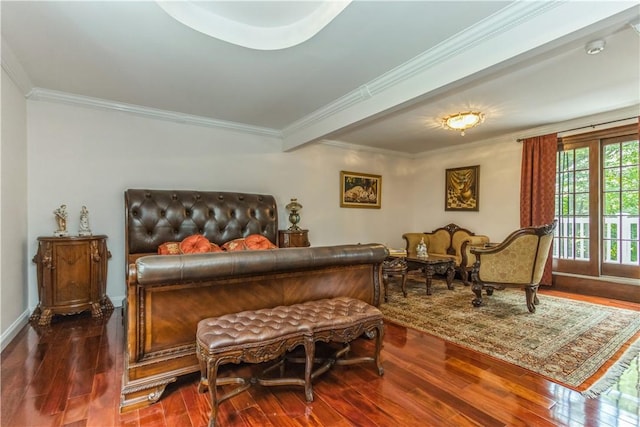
left=445, top=165, right=479, bottom=211
left=340, top=171, right=382, bottom=209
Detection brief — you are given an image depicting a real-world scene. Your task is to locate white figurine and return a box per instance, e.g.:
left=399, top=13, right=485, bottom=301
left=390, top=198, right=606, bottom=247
left=53, top=204, right=69, bottom=237
left=416, top=237, right=428, bottom=258
left=79, top=205, right=92, bottom=236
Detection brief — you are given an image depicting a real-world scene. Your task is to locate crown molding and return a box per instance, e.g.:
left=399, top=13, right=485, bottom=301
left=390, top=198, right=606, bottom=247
left=1, top=40, right=34, bottom=95
left=26, top=88, right=282, bottom=138
left=514, top=104, right=640, bottom=140
left=282, top=1, right=637, bottom=151
left=282, top=1, right=560, bottom=139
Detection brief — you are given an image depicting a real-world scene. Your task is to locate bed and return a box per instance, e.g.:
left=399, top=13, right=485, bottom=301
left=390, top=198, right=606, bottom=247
left=120, top=189, right=387, bottom=412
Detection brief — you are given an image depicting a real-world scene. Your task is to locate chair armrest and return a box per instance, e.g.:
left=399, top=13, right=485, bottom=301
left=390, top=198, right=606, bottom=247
left=470, top=242, right=507, bottom=255
left=460, top=236, right=491, bottom=267
left=469, top=235, right=490, bottom=245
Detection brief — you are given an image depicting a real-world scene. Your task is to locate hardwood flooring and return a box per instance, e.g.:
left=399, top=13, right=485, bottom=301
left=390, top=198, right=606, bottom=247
left=2, top=288, right=639, bottom=427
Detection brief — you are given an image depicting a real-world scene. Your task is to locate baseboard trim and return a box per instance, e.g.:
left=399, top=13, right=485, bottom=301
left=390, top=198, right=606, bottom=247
left=552, top=274, right=640, bottom=304
left=1, top=309, right=30, bottom=352
left=1, top=295, right=125, bottom=352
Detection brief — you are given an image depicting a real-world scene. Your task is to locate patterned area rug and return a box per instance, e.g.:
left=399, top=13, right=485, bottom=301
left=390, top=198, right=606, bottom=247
left=381, top=277, right=640, bottom=396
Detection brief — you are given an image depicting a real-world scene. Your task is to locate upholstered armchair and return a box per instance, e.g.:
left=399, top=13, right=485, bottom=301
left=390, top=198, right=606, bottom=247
left=403, top=224, right=489, bottom=284
left=470, top=222, right=556, bottom=313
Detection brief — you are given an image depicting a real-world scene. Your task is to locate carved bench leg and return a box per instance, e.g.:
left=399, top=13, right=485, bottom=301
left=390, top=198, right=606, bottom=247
left=303, top=335, right=314, bottom=402
left=206, top=358, right=221, bottom=427
left=198, top=335, right=315, bottom=426
left=373, top=321, right=385, bottom=376
left=318, top=318, right=385, bottom=378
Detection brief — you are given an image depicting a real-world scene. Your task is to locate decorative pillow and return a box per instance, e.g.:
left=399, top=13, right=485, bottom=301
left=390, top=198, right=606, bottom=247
left=209, top=243, right=223, bottom=253
left=180, top=234, right=213, bottom=254
left=245, top=234, right=277, bottom=250
left=221, top=238, right=248, bottom=252
left=158, top=242, right=182, bottom=255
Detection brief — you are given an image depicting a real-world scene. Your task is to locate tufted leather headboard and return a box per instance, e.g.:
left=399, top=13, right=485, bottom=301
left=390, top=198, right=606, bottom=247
left=125, top=189, right=278, bottom=261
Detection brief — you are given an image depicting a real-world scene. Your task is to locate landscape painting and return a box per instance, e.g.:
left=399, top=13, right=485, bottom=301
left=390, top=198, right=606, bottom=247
left=340, top=171, right=382, bottom=209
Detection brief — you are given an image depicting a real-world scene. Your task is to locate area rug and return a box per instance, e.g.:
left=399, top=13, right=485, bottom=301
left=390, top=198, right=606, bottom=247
left=380, top=277, right=640, bottom=397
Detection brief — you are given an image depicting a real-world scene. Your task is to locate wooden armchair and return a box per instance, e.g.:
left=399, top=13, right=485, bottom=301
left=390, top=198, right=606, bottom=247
left=470, top=222, right=556, bottom=313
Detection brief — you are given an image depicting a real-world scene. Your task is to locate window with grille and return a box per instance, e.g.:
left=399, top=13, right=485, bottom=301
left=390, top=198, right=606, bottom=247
left=553, top=124, right=639, bottom=280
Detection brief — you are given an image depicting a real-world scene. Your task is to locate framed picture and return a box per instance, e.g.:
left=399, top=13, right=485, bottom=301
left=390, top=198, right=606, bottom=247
left=340, top=171, right=382, bottom=209
left=445, top=165, right=479, bottom=211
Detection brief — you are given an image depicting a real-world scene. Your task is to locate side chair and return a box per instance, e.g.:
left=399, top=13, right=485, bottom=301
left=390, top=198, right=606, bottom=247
left=470, top=222, right=557, bottom=313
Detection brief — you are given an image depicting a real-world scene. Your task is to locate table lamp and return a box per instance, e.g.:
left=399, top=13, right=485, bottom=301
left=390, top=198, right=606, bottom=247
left=286, top=198, right=303, bottom=231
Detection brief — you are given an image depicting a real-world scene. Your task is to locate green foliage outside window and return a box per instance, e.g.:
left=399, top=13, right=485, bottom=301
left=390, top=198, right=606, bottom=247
left=556, top=136, right=639, bottom=266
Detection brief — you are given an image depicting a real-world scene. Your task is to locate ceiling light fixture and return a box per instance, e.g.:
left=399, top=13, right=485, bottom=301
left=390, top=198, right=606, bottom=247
left=584, top=39, right=606, bottom=55
left=441, top=111, right=485, bottom=136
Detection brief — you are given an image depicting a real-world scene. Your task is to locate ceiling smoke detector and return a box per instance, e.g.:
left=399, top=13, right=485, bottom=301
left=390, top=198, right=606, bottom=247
left=585, top=39, right=606, bottom=55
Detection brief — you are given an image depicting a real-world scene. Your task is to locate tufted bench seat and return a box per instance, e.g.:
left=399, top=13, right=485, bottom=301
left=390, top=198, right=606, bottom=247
left=196, top=297, right=384, bottom=427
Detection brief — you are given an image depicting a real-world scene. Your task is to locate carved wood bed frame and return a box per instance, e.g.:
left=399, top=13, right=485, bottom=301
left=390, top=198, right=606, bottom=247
left=121, top=189, right=386, bottom=412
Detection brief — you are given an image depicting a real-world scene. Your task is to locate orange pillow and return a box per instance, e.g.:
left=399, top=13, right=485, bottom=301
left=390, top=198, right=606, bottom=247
left=180, top=235, right=212, bottom=254
left=245, top=234, right=277, bottom=250
left=221, top=238, right=248, bottom=252
left=158, top=242, right=182, bottom=255
left=209, top=243, right=223, bottom=253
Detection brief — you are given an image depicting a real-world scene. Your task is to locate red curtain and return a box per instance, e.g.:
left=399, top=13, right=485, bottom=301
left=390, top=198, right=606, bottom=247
left=520, top=133, right=557, bottom=285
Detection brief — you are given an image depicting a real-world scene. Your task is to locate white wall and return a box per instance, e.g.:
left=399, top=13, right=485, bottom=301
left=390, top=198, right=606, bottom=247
left=1, top=68, right=29, bottom=344
left=0, top=93, right=526, bottom=349
left=26, top=100, right=416, bottom=305
left=410, top=137, right=522, bottom=242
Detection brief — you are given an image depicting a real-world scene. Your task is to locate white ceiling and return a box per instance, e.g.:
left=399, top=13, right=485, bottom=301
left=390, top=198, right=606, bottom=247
left=2, top=1, right=639, bottom=155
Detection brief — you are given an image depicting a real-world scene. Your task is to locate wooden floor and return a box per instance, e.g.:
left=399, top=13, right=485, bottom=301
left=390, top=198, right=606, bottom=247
left=2, top=288, right=639, bottom=427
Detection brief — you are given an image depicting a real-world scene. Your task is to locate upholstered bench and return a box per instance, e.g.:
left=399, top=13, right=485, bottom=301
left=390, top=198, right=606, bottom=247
left=196, top=297, right=384, bottom=427
left=303, top=297, right=385, bottom=377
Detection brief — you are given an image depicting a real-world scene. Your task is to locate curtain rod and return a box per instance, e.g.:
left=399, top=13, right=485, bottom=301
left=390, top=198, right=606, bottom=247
left=516, top=116, right=638, bottom=142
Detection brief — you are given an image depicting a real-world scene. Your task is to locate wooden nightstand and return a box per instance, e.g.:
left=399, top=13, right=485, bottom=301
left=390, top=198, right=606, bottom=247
left=31, top=235, right=113, bottom=326
left=278, top=229, right=310, bottom=248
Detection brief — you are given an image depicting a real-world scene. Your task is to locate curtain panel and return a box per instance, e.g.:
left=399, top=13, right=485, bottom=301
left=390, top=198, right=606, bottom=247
left=520, top=133, right=557, bottom=285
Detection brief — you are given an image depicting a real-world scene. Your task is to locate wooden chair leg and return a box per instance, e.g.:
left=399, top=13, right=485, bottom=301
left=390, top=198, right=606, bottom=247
left=471, top=281, right=484, bottom=307
left=400, top=272, right=407, bottom=297
left=525, top=286, right=537, bottom=313
left=459, top=266, right=470, bottom=286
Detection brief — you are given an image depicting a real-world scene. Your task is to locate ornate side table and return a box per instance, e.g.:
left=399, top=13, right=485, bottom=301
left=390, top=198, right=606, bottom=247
left=278, top=229, right=310, bottom=248
left=31, top=235, right=113, bottom=326
left=382, top=256, right=408, bottom=301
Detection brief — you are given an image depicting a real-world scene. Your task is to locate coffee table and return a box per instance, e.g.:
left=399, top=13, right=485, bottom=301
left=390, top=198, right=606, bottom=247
left=405, top=254, right=456, bottom=295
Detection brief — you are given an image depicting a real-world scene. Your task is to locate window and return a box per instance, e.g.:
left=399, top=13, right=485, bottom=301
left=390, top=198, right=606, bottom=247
left=554, top=124, right=639, bottom=280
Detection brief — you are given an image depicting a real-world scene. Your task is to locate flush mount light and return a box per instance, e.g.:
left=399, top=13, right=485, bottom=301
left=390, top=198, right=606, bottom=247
left=441, top=111, right=485, bottom=136
left=585, top=39, right=606, bottom=55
